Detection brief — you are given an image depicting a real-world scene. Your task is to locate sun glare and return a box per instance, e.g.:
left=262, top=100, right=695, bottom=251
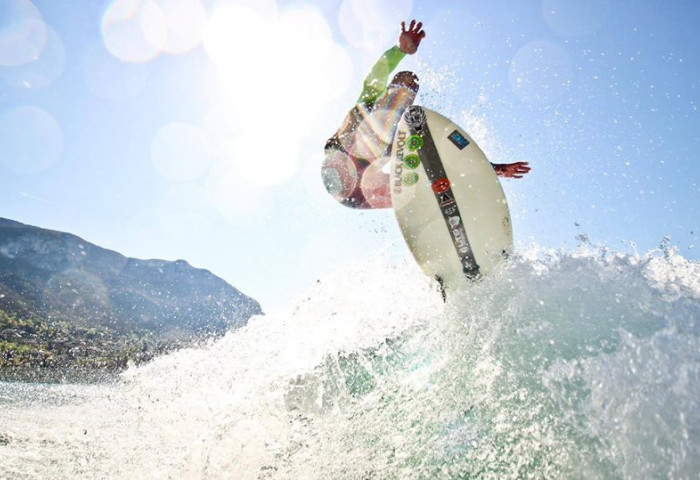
left=95, top=0, right=356, bottom=213
left=202, top=2, right=353, bottom=189
left=159, top=0, right=207, bottom=54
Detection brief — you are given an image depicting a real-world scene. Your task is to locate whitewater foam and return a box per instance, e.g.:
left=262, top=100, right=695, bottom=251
left=0, top=245, right=698, bottom=479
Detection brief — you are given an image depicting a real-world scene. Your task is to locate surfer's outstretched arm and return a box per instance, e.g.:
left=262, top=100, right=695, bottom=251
left=335, top=20, right=425, bottom=143
left=322, top=20, right=425, bottom=209
left=357, top=20, right=425, bottom=107
left=493, top=161, right=531, bottom=179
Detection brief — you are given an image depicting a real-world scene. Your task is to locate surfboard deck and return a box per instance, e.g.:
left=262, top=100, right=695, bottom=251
left=390, top=106, right=513, bottom=291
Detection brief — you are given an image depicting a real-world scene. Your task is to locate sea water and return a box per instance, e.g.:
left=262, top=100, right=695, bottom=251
left=1, top=243, right=698, bottom=479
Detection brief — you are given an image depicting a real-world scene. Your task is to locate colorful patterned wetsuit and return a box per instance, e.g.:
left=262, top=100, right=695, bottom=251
left=322, top=46, right=418, bottom=209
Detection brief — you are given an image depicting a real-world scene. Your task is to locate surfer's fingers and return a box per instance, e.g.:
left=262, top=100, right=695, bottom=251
left=411, top=21, right=425, bottom=37
left=400, top=20, right=406, bottom=33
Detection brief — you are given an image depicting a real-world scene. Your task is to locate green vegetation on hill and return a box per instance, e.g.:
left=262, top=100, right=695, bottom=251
left=0, top=308, right=196, bottom=380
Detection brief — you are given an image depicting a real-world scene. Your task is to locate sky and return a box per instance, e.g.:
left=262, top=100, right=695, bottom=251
left=1, top=0, right=698, bottom=311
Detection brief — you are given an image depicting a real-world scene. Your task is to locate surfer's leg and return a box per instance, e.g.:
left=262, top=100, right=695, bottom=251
left=386, top=71, right=420, bottom=99
left=321, top=139, right=375, bottom=209
left=320, top=99, right=382, bottom=209
left=322, top=135, right=392, bottom=209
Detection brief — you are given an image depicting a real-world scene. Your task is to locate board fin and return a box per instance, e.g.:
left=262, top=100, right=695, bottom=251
left=435, top=275, right=447, bottom=303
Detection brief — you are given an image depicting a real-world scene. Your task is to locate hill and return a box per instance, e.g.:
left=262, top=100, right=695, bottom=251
left=0, top=218, right=262, bottom=379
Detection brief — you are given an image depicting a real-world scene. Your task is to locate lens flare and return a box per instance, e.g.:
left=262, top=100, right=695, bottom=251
left=1, top=24, right=64, bottom=89
left=157, top=0, right=207, bottom=54
left=101, top=0, right=168, bottom=62
left=0, top=0, right=47, bottom=67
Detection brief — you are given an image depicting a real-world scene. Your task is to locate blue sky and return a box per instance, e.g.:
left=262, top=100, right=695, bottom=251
left=1, top=0, right=698, bottom=311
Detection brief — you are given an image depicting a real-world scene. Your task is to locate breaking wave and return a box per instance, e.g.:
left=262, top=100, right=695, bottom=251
left=1, top=242, right=698, bottom=479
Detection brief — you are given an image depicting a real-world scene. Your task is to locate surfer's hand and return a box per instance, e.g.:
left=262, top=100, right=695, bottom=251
left=494, top=162, right=531, bottom=179
left=399, top=20, right=425, bottom=54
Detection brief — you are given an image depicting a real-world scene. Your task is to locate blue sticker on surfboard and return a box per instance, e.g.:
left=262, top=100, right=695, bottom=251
left=448, top=130, right=469, bottom=150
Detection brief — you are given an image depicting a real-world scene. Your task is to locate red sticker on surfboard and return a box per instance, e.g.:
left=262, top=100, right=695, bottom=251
left=432, top=178, right=450, bottom=194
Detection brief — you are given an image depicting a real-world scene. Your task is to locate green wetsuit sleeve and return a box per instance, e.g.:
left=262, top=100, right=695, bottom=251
left=357, top=45, right=407, bottom=107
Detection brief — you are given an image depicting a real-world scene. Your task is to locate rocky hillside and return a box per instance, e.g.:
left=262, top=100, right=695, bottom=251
left=0, top=217, right=262, bottom=377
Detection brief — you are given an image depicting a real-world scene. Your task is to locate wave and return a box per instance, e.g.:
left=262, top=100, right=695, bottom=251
left=1, top=243, right=698, bottom=479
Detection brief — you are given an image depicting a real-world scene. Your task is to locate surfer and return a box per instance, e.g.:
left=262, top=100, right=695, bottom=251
left=322, top=19, right=531, bottom=209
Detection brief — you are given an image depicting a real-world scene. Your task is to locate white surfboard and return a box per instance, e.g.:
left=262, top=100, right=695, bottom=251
left=390, top=106, right=513, bottom=291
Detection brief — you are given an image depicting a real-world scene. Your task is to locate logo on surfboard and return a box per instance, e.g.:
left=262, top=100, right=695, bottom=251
left=432, top=178, right=450, bottom=194
left=438, top=192, right=455, bottom=207
left=447, top=130, right=470, bottom=150
left=404, top=106, right=427, bottom=130
left=402, top=171, right=419, bottom=186
left=404, top=154, right=420, bottom=169
left=407, top=135, right=423, bottom=151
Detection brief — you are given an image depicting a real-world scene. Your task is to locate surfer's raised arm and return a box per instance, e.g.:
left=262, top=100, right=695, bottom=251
left=322, top=19, right=425, bottom=209
left=493, top=161, right=531, bottom=179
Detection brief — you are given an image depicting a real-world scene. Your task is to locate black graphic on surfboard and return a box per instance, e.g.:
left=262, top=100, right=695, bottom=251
left=390, top=106, right=513, bottom=290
